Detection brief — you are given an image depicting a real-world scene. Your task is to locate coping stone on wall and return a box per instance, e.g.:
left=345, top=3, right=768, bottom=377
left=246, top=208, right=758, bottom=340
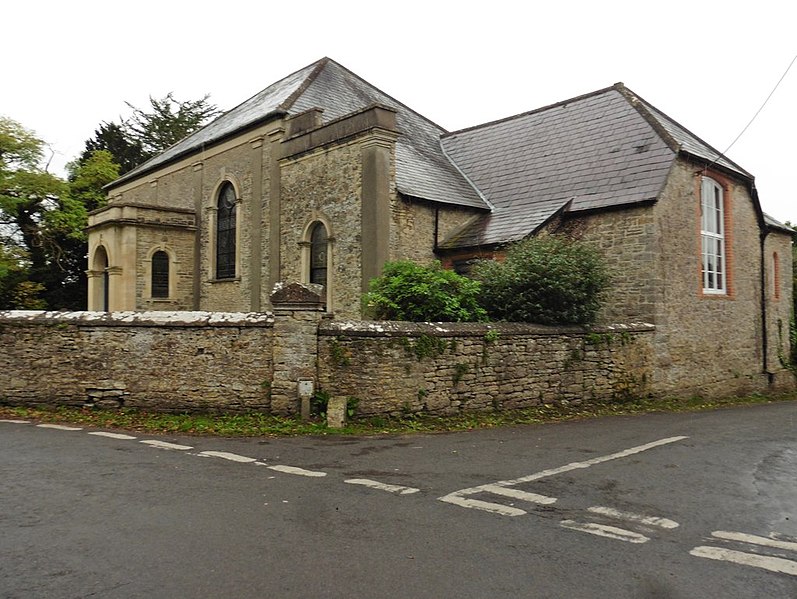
left=319, top=320, right=656, bottom=338
left=0, top=310, right=274, bottom=328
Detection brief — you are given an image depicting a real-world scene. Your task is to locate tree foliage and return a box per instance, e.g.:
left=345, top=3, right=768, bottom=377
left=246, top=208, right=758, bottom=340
left=124, top=92, right=221, bottom=156
left=473, top=236, right=610, bottom=325
left=80, top=122, right=146, bottom=176
left=0, top=116, right=77, bottom=308
left=0, top=119, right=122, bottom=309
left=363, top=260, right=488, bottom=322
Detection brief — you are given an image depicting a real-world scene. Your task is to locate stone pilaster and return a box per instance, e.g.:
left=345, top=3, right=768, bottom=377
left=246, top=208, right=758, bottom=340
left=269, top=282, right=325, bottom=415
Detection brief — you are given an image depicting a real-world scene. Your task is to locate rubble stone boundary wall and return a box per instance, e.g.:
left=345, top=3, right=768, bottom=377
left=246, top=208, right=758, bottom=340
left=317, top=321, right=656, bottom=417
left=0, top=311, right=274, bottom=413
left=0, top=310, right=655, bottom=416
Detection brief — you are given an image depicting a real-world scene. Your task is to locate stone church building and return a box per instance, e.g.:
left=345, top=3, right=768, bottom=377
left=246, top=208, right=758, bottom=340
left=87, top=57, right=794, bottom=396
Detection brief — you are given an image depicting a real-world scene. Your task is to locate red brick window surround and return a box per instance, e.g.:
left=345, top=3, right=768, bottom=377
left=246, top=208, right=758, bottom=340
left=699, top=175, right=731, bottom=295
left=773, top=252, right=781, bottom=300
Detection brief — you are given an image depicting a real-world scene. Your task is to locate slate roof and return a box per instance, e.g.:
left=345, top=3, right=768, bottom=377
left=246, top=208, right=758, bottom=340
left=438, top=84, right=758, bottom=249
left=110, top=59, right=488, bottom=210
left=109, top=60, right=769, bottom=248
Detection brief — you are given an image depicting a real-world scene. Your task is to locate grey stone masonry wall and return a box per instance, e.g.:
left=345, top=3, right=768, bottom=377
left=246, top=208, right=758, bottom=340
left=269, top=283, right=326, bottom=416
left=0, top=311, right=273, bottom=413
left=317, top=321, right=655, bottom=417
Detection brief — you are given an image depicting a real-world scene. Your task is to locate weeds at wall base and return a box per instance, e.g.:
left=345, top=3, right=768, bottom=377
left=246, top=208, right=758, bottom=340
left=1, top=393, right=793, bottom=437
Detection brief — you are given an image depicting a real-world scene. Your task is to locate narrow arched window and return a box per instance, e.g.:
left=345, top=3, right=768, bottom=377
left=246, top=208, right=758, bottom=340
left=151, top=251, right=169, bottom=298
left=93, top=246, right=109, bottom=311
left=309, top=222, right=328, bottom=288
left=216, top=182, right=237, bottom=279
left=700, top=176, right=726, bottom=294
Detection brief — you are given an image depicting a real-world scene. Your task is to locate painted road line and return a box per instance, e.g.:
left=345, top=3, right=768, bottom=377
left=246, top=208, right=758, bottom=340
left=480, top=484, right=557, bottom=505
left=140, top=439, right=193, bottom=451
left=0, top=419, right=30, bottom=424
left=439, top=436, right=687, bottom=516
left=88, top=431, right=137, bottom=440
left=587, top=506, right=679, bottom=529
left=711, top=531, right=797, bottom=553
left=36, top=424, right=82, bottom=431
left=268, top=465, right=327, bottom=478
left=498, top=436, right=689, bottom=486
left=441, top=495, right=527, bottom=517
left=345, top=479, right=420, bottom=495
left=690, top=546, right=797, bottom=576
left=561, top=520, right=650, bottom=544
left=198, top=450, right=258, bottom=463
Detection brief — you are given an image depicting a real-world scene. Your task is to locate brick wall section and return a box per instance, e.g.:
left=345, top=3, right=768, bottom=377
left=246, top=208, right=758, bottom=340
left=317, top=321, right=655, bottom=417
left=0, top=311, right=273, bottom=413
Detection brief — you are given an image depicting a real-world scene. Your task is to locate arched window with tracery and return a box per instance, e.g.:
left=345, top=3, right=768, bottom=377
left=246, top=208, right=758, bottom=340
left=216, top=182, right=237, bottom=279
left=309, top=222, right=328, bottom=289
left=151, top=251, right=169, bottom=298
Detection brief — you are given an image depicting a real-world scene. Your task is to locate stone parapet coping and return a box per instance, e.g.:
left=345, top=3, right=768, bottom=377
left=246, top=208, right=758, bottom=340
left=0, top=310, right=275, bottom=328
left=319, top=321, right=655, bottom=338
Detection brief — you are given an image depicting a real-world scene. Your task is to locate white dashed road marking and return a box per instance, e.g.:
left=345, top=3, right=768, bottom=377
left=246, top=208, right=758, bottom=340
left=199, top=451, right=258, bottom=463
left=345, top=479, right=420, bottom=495
left=690, top=546, right=797, bottom=576
left=561, top=520, right=650, bottom=544
left=88, top=432, right=137, bottom=440
left=587, top=506, right=679, bottom=529
left=711, top=530, right=797, bottom=552
left=36, top=424, right=82, bottom=431
left=0, top=419, right=30, bottom=424
left=441, top=496, right=526, bottom=517
left=140, top=439, right=193, bottom=451
left=268, top=465, right=327, bottom=477
left=480, top=484, right=557, bottom=505
left=438, top=436, right=688, bottom=516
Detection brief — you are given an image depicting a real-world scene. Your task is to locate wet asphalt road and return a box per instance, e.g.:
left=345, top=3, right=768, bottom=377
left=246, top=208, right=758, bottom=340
left=2, top=402, right=796, bottom=598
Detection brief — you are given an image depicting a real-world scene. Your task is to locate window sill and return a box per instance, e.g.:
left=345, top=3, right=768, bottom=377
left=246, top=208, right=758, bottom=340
left=208, top=277, right=241, bottom=284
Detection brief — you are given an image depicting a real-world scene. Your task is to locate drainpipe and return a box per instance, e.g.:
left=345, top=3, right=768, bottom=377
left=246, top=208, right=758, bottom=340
left=760, top=227, right=771, bottom=381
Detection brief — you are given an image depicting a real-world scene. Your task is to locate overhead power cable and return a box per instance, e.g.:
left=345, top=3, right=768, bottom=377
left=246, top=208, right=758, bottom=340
left=708, top=53, right=797, bottom=171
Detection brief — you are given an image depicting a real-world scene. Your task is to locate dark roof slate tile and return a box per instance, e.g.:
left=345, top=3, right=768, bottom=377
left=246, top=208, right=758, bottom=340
left=439, top=87, right=674, bottom=248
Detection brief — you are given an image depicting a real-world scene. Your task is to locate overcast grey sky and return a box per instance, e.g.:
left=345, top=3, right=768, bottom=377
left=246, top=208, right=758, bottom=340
left=4, top=0, right=795, bottom=223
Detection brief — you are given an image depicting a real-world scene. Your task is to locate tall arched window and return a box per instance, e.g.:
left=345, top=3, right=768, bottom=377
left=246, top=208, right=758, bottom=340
left=216, top=182, right=237, bottom=279
left=309, top=222, right=328, bottom=289
left=151, top=251, right=169, bottom=298
left=700, top=176, right=726, bottom=294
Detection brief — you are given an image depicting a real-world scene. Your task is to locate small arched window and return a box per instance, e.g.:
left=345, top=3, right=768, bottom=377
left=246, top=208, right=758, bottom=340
left=216, top=182, right=237, bottom=279
left=151, top=251, right=169, bottom=298
left=309, top=222, right=328, bottom=288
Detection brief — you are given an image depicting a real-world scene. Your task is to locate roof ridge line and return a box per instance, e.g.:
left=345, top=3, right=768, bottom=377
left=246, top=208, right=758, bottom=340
left=439, top=140, right=495, bottom=211
left=618, top=83, right=751, bottom=178
left=442, top=84, right=620, bottom=139
left=279, top=57, right=330, bottom=112
left=306, top=58, right=451, bottom=134
left=613, top=83, right=682, bottom=153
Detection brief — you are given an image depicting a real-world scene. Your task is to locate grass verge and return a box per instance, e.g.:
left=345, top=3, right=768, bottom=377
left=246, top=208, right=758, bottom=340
left=1, top=393, right=794, bottom=437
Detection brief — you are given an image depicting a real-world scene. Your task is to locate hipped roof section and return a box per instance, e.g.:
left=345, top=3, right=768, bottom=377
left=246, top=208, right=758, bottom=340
left=107, top=58, right=488, bottom=210
left=438, top=83, right=757, bottom=249
left=107, top=60, right=780, bottom=245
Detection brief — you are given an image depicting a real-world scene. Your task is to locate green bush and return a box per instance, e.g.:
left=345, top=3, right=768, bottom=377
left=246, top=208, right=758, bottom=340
left=363, top=260, right=487, bottom=322
left=473, top=236, right=610, bottom=325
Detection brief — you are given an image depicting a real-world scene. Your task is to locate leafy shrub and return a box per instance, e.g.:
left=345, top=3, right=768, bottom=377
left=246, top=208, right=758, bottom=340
left=363, top=260, right=487, bottom=322
left=473, top=236, right=610, bottom=325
